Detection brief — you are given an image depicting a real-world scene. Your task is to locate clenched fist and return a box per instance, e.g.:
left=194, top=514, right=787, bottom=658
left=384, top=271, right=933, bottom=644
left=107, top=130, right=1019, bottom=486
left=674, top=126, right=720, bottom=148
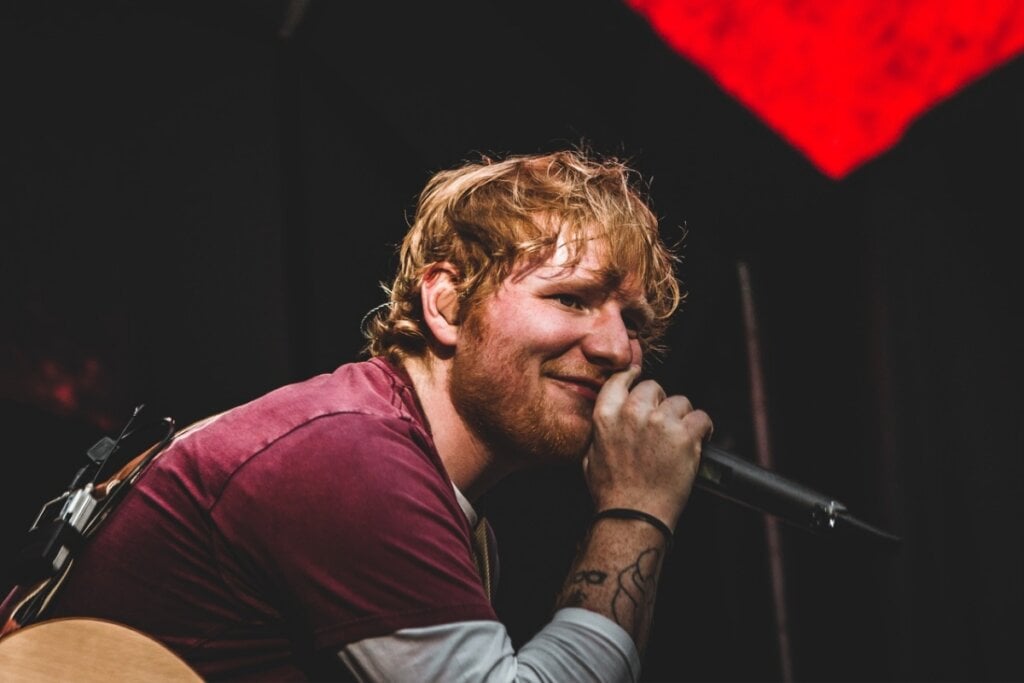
left=585, top=365, right=714, bottom=530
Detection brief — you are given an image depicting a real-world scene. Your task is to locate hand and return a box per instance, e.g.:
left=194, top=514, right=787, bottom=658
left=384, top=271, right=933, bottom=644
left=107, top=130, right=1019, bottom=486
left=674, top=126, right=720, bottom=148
left=584, top=365, right=714, bottom=529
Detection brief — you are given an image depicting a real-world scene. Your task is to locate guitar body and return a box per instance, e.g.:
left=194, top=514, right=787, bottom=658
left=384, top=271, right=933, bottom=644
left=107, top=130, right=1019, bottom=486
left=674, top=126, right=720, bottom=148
left=0, top=617, right=201, bottom=681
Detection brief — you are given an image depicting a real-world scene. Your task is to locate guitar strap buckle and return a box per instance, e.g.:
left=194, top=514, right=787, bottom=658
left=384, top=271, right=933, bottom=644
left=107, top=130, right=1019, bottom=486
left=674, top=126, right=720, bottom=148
left=1, top=409, right=178, bottom=635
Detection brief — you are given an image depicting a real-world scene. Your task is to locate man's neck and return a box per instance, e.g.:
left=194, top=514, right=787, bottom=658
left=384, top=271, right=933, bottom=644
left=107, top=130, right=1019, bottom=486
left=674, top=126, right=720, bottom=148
left=402, top=355, right=509, bottom=502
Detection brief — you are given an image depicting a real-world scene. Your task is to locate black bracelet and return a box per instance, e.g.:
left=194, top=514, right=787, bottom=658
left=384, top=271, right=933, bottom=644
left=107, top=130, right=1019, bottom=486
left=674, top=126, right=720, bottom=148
left=592, top=508, right=674, bottom=552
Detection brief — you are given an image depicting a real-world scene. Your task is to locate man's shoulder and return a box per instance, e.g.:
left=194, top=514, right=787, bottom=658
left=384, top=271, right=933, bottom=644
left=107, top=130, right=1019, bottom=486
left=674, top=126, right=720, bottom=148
left=255, top=357, right=419, bottom=423
left=151, top=359, right=432, bottom=495
left=211, top=358, right=421, bottom=440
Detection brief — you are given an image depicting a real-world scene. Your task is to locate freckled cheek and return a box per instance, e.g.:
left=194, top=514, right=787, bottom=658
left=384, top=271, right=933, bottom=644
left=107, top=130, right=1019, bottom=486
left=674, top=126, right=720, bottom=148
left=532, top=325, right=582, bottom=352
left=517, top=309, right=581, bottom=346
left=487, top=315, right=573, bottom=358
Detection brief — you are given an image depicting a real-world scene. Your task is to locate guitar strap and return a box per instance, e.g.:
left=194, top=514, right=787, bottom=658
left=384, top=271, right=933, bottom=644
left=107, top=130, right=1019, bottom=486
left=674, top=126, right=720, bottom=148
left=0, top=413, right=223, bottom=638
left=470, top=517, right=498, bottom=603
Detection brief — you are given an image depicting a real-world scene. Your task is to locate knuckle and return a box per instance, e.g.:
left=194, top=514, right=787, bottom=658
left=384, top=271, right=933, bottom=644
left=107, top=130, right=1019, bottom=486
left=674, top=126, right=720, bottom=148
left=681, top=411, right=713, bottom=440
left=647, top=408, right=668, bottom=428
left=686, top=408, right=712, bottom=429
left=665, top=395, right=693, bottom=413
left=621, top=399, right=647, bottom=423
left=594, top=404, right=617, bottom=424
left=635, top=378, right=663, bottom=394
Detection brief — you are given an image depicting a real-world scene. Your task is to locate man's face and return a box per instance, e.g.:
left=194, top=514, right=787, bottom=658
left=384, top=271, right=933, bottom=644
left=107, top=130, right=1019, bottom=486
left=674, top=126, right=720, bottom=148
left=449, top=238, right=650, bottom=466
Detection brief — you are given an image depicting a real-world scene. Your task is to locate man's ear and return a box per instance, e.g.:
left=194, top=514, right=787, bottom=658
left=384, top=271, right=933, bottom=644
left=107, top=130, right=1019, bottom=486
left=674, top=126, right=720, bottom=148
left=420, top=263, right=461, bottom=348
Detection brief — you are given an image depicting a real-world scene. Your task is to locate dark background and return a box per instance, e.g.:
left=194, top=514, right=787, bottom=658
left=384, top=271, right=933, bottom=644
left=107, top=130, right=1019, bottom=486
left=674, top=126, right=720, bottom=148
left=3, top=2, right=1022, bottom=681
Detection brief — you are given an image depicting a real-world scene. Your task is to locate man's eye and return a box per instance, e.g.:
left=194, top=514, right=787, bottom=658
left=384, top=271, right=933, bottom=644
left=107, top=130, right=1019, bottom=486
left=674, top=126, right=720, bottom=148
left=553, top=294, right=585, bottom=309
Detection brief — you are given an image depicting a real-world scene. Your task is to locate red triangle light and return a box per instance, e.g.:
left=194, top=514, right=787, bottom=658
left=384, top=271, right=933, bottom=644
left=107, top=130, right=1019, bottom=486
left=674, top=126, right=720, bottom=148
left=625, top=0, right=1024, bottom=178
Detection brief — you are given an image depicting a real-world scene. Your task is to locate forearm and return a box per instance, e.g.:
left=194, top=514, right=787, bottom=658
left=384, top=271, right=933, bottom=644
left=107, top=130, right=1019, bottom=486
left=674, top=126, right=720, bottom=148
left=554, top=515, right=669, bottom=655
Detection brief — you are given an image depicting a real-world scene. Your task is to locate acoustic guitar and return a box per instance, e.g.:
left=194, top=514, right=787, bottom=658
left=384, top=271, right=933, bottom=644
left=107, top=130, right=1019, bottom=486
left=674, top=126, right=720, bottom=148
left=0, top=617, right=201, bottom=681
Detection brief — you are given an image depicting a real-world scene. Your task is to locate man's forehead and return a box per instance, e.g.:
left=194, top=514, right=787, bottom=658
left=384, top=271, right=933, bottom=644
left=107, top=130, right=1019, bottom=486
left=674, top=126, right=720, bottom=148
left=544, top=235, right=637, bottom=284
left=533, top=259, right=628, bottom=289
left=527, top=250, right=654, bottom=317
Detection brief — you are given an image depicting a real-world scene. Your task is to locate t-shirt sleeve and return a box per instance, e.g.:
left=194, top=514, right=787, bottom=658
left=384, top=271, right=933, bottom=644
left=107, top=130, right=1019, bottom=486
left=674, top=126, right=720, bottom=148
left=208, top=412, right=497, bottom=651
left=339, top=608, right=641, bottom=682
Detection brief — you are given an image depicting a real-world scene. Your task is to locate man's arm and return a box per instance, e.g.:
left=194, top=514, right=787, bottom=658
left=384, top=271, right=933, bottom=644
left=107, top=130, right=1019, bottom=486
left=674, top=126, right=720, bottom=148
left=341, top=366, right=711, bottom=682
left=554, top=515, right=667, bottom=655
left=561, top=364, right=713, bottom=655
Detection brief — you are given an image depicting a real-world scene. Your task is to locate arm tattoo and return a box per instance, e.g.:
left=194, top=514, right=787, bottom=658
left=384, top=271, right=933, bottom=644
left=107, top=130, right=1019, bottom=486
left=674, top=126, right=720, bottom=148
left=557, top=569, right=607, bottom=607
left=612, top=547, right=662, bottom=630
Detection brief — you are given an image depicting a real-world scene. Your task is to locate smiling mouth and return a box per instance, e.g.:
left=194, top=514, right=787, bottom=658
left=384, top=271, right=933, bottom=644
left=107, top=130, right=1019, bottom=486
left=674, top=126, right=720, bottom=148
left=549, top=376, right=603, bottom=402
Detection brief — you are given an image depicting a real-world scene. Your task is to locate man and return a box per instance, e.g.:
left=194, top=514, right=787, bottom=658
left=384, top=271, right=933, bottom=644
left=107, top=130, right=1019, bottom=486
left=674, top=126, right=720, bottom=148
left=46, top=149, right=713, bottom=681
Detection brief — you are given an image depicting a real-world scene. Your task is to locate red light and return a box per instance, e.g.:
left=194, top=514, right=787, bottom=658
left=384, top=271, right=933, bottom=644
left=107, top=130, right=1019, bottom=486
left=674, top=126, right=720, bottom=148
left=625, top=0, right=1024, bottom=178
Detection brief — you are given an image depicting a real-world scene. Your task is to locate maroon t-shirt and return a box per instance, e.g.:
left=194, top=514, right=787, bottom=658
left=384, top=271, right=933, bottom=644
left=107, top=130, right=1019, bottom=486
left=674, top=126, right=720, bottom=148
left=48, top=359, right=497, bottom=680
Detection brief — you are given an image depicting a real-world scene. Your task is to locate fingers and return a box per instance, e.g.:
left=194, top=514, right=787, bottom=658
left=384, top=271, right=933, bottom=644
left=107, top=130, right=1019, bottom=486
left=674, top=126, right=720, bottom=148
left=598, top=366, right=668, bottom=412
left=628, top=379, right=667, bottom=407
left=595, top=371, right=712, bottom=452
left=685, top=409, right=715, bottom=444
left=658, top=394, right=693, bottom=417
left=656, top=396, right=714, bottom=442
left=595, top=365, right=642, bottom=411
left=605, top=364, right=642, bottom=393
left=598, top=369, right=702, bottom=427
left=586, top=369, right=715, bottom=525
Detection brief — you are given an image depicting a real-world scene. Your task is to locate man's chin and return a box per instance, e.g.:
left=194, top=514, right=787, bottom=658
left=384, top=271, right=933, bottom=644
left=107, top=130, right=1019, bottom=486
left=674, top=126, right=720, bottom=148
left=542, top=420, right=593, bottom=464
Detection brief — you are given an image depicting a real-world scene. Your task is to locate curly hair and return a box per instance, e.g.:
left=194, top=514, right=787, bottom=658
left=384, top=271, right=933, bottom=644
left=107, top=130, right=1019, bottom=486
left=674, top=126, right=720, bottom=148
left=363, top=149, right=683, bottom=364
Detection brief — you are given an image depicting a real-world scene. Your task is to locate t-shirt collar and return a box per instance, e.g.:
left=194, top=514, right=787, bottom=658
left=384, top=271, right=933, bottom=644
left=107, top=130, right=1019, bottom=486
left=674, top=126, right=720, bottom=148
left=451, top=483, right=478, bottom=528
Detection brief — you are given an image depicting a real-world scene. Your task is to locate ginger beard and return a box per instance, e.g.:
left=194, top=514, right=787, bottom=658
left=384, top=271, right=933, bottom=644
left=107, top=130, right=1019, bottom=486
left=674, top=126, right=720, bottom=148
left=448, top=303, right=596, bottom=467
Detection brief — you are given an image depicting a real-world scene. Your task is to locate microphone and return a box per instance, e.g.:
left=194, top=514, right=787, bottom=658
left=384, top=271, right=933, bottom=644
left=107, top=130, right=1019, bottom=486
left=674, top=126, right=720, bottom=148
left=696, top=443, right=901, bottom=543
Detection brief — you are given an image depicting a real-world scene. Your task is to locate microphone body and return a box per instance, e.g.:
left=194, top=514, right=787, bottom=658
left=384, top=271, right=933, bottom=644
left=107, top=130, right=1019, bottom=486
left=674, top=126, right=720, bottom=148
left=696, top=444, right=900, bottom=542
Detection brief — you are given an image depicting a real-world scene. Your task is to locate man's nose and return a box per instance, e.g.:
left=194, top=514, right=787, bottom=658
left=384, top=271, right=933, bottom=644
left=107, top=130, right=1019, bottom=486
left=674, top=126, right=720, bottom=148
left=580, top=307, right=637, bottom=370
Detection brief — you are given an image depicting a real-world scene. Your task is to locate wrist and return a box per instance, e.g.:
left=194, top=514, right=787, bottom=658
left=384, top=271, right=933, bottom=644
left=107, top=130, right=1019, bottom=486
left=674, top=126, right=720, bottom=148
left=592, top=496, right=680, bottom=530
left=592, top=507, right=674, bottom=552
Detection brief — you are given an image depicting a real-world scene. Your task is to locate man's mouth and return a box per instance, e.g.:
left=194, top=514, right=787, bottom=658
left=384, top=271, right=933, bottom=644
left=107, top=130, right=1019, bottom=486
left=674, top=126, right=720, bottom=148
left=548, top=375, right=604, bottom=402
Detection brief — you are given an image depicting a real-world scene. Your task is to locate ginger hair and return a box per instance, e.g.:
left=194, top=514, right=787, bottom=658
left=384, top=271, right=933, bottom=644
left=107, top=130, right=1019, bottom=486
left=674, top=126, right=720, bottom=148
left=363, top=149, right=682, bottom=363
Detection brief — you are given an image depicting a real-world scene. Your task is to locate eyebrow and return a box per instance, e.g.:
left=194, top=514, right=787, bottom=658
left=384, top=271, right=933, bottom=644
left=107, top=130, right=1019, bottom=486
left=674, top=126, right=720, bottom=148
left=597, top=266, right=655, bottom=327
left=543, top=267, right=656, bottom=328
left=620, top=292, right=655, bottom=329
